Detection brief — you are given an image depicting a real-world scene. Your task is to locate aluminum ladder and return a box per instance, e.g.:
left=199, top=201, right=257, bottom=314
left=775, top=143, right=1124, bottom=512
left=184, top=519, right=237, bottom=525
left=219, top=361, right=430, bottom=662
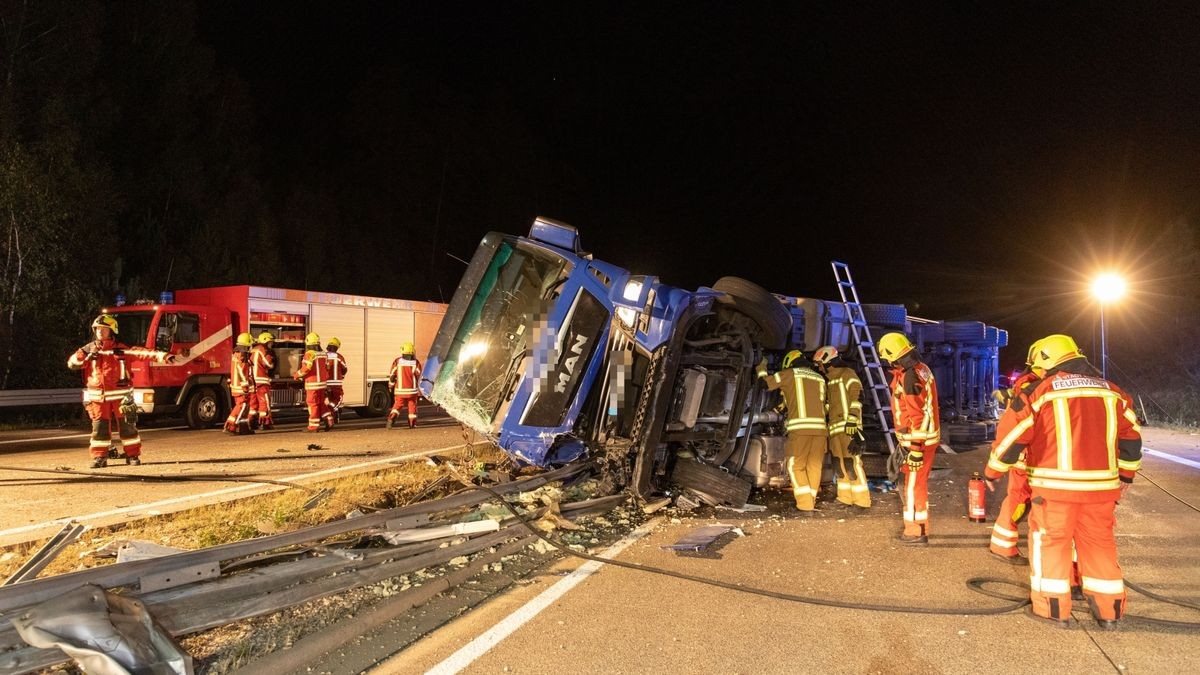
left=831, top=261, right=899, bottom=476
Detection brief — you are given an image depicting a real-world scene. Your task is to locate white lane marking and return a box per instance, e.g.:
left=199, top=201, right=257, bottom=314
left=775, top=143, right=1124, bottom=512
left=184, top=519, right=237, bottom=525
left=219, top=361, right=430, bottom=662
left=1144, top=447, right=1200, bottom=471
left=425, top=522, right=657, bottom=675
left=0, top=443, right=469, bottom=540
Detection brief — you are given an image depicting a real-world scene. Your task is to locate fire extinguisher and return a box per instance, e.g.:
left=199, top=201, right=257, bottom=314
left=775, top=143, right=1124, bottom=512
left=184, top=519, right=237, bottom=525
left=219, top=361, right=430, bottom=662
left=968, top=472, right=987, bottom=522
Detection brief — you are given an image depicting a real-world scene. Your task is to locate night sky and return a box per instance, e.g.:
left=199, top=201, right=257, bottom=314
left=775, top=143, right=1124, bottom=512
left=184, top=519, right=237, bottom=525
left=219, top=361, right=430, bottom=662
left=197, top=2, right=1200, bottom=370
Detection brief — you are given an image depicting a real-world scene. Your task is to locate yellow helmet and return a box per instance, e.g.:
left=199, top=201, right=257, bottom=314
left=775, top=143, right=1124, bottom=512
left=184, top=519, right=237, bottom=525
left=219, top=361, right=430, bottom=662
left=91, top=314, right=119, bottom=335
left=812, top=346, right=838, bottom=366
left=236, top=332, right=254, bottom=347
left=781, top=350, right=803, bottom=369
left=305, top=332, right=321, bottom=347
left=257, top=331, right=275, bottom=344
left=1030, top=334, right=1082, bottom=373
left=327, top=337, right=341, bottom=348
left=401, top=341, right=415, bottom=356
left=878, top=332, right=914, bottom=363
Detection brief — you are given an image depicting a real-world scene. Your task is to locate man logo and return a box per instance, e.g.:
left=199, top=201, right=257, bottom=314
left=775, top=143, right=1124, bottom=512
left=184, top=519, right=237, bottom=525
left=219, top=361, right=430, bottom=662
left=555, top=334, right=589, bottom=393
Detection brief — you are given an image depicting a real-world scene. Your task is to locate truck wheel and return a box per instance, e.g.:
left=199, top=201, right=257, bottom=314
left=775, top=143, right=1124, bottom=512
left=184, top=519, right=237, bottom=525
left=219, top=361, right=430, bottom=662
left=711, top=276, right=793, bottom=350
left=943, top=321, right=986, bottom=343
left=184, top=386, right=222, bottom=429
left=361, top=383, right=392, bottom=417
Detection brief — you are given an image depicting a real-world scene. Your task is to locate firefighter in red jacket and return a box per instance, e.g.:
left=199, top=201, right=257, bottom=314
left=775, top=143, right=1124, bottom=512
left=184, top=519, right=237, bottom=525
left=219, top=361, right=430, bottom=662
left=986, top=338, right=1046, bottom=563
left=986, top=334, right=1141, bottom=628
left=879, top=332, right=941, bottom=544
left=67, top=314, right=175, bottom=468
left=294, top=332, right=334, bottom=432
left=224, top=332, right=256, bottom=435
left=325, top=337, right=349, bottom=423
left=250, top=331, right=277, bottom=430
left=387, top=342, right=422, bottom=429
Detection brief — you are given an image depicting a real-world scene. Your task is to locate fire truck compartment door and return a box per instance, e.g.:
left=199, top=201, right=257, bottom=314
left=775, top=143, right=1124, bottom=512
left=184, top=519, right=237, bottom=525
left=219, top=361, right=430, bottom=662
left=312, top=304, right=367, bottom=406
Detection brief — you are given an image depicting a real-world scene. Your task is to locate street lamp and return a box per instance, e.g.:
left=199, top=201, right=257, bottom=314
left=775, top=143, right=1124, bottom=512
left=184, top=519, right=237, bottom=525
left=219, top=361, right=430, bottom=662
left=1091, top=273, right=1126, bottom=379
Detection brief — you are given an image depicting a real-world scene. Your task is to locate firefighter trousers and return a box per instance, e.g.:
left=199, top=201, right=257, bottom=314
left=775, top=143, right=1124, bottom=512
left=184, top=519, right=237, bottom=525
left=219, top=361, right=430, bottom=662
left=327, top=385, right=344, bottom=421
left=901, top=443, right=937, bottom=537
left=84, top=400, right=141, bottom=458
left=225, top=392, right=253, bottom=434
left=389, top=394, right=419, bottom=426
left=829, top=433, right=871, bottom=507
left=784, top=433, right=827, bottom=511
left=1029, top=497, right=1125, bottom=622
left=305, top=388, right=333, bottom=431
left=251, top=383, right=273, bottom=429
left=990, top=468, right=1031, bottom=557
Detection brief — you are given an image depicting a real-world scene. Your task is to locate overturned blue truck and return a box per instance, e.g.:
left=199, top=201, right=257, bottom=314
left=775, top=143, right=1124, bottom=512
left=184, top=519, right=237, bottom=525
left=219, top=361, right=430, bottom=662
left=420, top=217, right=1007, bottom=506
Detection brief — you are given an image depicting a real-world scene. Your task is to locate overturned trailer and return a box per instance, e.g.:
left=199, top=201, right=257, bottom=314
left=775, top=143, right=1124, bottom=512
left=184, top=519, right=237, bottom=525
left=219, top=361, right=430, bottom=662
left=420, top=218, right=1005, bottom=505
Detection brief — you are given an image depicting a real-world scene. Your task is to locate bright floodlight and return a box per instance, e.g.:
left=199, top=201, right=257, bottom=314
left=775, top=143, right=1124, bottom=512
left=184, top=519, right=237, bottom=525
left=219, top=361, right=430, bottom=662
left=1092, top=273, right=1126, bottom=303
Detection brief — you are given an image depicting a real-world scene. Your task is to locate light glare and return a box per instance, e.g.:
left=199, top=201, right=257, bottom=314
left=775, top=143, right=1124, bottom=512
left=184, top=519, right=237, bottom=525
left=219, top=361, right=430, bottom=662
left=1092, top=273, right=1126, bottom=303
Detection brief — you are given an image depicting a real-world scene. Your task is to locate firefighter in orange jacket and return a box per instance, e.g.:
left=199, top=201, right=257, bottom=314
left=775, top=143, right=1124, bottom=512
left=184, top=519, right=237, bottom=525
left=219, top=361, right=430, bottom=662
left=294, top=332, right=334, bottom=432
left=814, top=346, right=870, bottom=508
left=224, top=332, right=256, bottom=435
left=325, top=337, right=349, bottom=423
left=759, top=350, right=828, bottom=511
left=879, top=332, right=940, bottom=544
left=250, top=331, right=276, bottom=430
left=67, top=314, right=175, bottom=468
left=986, top=339, right=1046, bottom=563
left=986, top=335, right=1141, bottom=628
left=387, top=342, right=422, bottom=429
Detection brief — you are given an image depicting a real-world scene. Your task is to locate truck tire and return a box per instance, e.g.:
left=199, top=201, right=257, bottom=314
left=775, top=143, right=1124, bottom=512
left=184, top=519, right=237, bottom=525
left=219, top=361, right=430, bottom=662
left=996, top=329, right=1009, bottom=348
left=984, top=325, right=1000, bottom=346
left=943, top=320, right=986, bottom=343
left=360, top=383, right=392, bottom=417
left=915, top=321, right=944, bottom=344
left=184, top=386, right=223, bottom=429
left=861, top=303, right=907, bottom=329
left=711, top=276, right=792, bottom=350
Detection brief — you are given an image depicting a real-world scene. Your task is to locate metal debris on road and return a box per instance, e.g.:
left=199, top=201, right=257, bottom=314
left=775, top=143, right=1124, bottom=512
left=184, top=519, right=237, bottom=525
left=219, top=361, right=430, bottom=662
left=661, top=524, right=740, bottom=552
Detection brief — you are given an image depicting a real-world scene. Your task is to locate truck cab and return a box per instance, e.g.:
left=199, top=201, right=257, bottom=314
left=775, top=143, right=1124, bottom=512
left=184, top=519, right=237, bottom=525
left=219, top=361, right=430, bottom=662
left=421, top=218, right=797, bottom=504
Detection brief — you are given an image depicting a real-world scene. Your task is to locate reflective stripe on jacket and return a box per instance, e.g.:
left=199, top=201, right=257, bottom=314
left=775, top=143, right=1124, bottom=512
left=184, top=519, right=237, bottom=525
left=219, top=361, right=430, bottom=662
left=230, top=352, right=254, bottom=394
left=251, top=344, right=275, bottom=385
left=295, top=349, right=331, bottom=390
left=389, top=357, right=422, bottom=395
left=890, top=361, right=940, bottom=447
left=68, top=339, right=169, bottom=400
left=326, top=352, right=349, bottom=385
left=988, top=361, right=1142, bottom=501
left=824, top=366, right=862, bottom=436
left=763, top=366, right=827, bottom=436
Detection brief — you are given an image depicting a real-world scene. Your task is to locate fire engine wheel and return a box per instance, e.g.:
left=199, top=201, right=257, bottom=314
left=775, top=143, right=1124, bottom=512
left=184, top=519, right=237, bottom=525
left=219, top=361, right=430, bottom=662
left=184, top=386, right=223, bottom=429
left=361, top=383, right=392, bottom=417
left=711, top=276, right=792, bottom=350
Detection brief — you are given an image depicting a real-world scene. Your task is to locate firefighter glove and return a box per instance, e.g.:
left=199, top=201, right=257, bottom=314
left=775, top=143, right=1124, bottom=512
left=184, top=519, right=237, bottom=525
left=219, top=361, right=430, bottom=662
left=848, top=438, right=863, bottom=456
left=163, top=353, right=177, bottom=365
left=984, top=477, right=998, bottom=492
left=844, top=418, right=860, bottom=436
left=756, top=357, right=767, bottom=376
left=905, top=448, right=924, bottom=470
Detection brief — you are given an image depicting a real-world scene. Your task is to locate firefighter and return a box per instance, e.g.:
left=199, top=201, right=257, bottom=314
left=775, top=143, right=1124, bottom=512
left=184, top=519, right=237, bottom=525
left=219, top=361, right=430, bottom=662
left=325, top=337, right=349, bottom=424
left=67, top=314, right=175, bottom=468
left=224, top=332, right=256, bottom=435
left=387, top=342, right=422, bottom=429
left=294, top=332, right=334, bottom=432
left=985, top=338, right=1046, bottom=564
left=813, top=346, right=870, bottom=508
left=878, top=332, right=941, bottom=545
left=986, top=335, right=1141, bottom=628
left=250, top=331, right=277, bottom=430
left=758, top=350, right=828, bottom=511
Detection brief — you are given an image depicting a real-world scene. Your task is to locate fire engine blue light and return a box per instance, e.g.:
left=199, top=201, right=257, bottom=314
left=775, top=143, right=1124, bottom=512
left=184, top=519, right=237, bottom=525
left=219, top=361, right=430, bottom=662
left=115, top=294, right=127, bottom=307
left=159, top=291, right=175, bottom=304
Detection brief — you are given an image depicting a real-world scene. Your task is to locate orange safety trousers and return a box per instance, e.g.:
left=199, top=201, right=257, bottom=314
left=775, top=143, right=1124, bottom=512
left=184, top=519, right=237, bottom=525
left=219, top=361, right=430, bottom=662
left=225, top=393, right=253, bottom=433
left=327, top=385, right=344, bottom=420
left=990, top=467, right=1030, bottom=557
left=250, top=384, right=273, bottom=429
left=1029, top=498, right=1125, bottom=621
left=305, top=388, right=333, bottom=431
left=389, top=393, right=419, bottom=424
left=85, top=400, right=141, bottom=458
left=901, top=444, right=936, bottom=536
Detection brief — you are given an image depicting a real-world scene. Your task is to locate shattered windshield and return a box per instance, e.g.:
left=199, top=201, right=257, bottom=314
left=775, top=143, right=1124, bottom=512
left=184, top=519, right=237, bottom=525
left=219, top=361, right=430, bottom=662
left=431, top=239, right=570, bottom=432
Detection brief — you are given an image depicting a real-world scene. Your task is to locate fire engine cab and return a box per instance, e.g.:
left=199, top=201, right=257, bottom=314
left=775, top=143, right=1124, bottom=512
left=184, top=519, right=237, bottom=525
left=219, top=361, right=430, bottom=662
left=99, top=286, right=446, bottom=428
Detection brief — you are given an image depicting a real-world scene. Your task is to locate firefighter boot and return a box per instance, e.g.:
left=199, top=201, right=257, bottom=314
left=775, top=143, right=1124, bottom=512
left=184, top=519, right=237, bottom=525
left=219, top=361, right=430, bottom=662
left=90, top=456, right=107, bottom=469
left=386, top=414, right=395, bottom=430
left=898, top=525, right=929, bottom=545
left=408, top=416, right=417, bottom=429
left=126, top=456, right=141, bottom=466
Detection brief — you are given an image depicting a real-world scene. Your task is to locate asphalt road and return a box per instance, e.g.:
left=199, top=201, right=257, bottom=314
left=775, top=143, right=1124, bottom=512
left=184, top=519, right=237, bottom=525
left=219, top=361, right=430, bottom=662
left=0, top=405, right=467, bottom=547
left=379, top=427, right=1200, bottom=675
